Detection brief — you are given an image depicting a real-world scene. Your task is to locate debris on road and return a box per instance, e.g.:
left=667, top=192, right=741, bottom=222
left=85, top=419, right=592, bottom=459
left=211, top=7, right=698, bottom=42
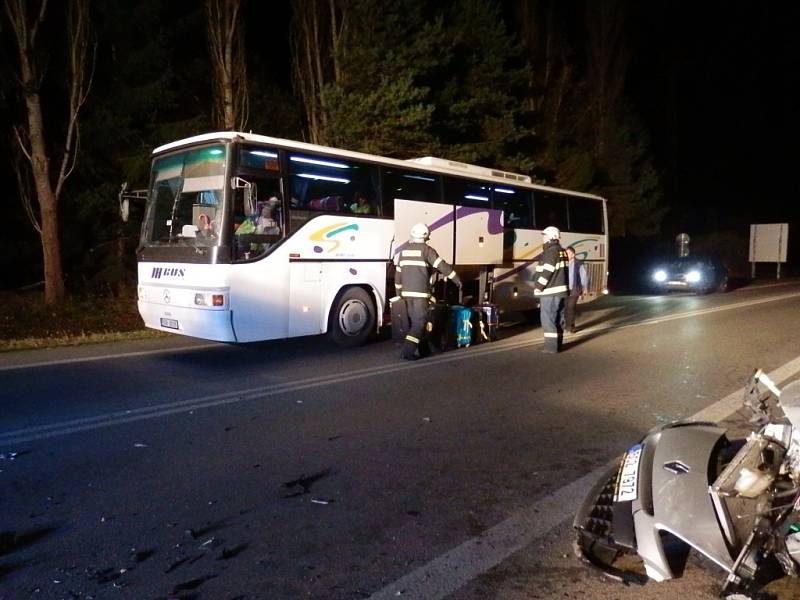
left=133, top=443, right=148, bottom=448
left=216, top=543, right=249, bottom=560
left=164, top=556, right=192, bottom=574
left=282, top=468, right=333, bottom=498
left=130, top=547, right=155, bottom=563
left=311, top=498, right=334, bottom=505
left=200, top=537, right=223, bottom=549
left=0, top=451, right=25, bottom=460
left=172, top=574, right=218, bottom=594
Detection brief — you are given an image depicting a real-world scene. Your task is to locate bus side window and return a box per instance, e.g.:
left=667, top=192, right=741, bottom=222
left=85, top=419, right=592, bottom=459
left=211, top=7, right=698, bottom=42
left=288, top=153, right=378, bottom=215
left=381, top=168, right=442, bottom=215
left=493, top=186, right=532, bottom=228
left=568, top=196, right=604, bottom=234
left=443, top=177, right=491, bottom=207
left=534, top=191, right=569, bottom=231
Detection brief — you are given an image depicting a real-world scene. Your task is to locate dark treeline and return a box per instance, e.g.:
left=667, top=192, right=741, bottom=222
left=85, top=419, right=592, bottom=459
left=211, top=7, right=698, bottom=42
left=2, top=0, right=797, bottom=298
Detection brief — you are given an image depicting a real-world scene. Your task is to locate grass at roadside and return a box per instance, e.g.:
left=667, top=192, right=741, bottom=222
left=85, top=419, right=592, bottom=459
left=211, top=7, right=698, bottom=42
left=0, top=291, right=165, bottom=352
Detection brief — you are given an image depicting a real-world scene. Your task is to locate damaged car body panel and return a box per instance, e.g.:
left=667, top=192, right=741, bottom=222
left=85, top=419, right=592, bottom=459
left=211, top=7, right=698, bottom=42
left=574, top=371, right=800, bottom=597
left=574, top=423, right=732, bottom=582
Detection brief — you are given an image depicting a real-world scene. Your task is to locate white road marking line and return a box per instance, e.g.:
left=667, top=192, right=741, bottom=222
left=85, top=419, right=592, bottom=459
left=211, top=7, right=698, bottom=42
left=0, top=343, right=220, bottom=372
left=367, top=355, right=800, bottom=599
left=2, top=291, right=799, bottom=446
left=3, top=289, right=799, bottom=374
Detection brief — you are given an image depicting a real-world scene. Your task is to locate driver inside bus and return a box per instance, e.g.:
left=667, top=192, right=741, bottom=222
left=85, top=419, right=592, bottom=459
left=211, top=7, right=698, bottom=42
left=196, top=213, right=216, bottom=243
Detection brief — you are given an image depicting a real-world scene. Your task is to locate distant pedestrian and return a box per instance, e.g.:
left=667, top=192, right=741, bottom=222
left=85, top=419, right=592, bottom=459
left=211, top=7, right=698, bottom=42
left=564, top=246, right=589, bottom=334
left=534, top=226, right=568, bottom=353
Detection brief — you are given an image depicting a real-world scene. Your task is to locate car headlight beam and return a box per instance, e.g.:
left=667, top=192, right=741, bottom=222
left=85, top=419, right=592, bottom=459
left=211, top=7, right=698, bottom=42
left=686, top=270, right=701, bottom=283
left=653, top=269, right=667, bottom=282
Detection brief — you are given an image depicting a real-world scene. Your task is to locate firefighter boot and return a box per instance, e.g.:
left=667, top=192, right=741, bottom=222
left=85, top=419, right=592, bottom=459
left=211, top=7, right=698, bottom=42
left=400, top=340, right=419, bottom=361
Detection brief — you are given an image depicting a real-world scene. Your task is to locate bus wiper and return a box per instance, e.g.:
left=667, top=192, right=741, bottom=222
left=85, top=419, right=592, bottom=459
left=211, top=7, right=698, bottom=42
left=167, top=178, right=185, bottom=241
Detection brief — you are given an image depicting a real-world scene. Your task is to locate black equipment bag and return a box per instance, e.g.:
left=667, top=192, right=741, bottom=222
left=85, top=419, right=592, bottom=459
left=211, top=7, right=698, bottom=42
left=391, top=298, right=410, bottom=343
left=425, top=302, right=448, bottom=352
left=471, top=303, right=499, bottom=343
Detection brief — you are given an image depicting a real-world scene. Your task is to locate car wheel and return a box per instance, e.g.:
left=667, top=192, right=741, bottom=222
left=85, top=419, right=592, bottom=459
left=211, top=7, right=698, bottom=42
left=716, top=275, right=728, bottom=293
left=327, top=287, right=376, bottom=348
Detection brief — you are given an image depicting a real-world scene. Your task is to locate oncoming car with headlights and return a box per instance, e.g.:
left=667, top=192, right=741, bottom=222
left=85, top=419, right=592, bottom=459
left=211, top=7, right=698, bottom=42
left=651, top=255, right=728, bottom=294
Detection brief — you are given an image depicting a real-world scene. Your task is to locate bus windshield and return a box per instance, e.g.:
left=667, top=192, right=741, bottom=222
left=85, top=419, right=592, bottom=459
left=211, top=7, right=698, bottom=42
left=141, top=144, right=227, bottom=248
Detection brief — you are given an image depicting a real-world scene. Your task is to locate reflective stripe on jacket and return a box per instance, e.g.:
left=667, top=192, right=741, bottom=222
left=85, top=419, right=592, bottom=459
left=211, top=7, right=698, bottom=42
left=534, top=241, right=568, bottom=297
left=394, top=242, right=456, bottom=299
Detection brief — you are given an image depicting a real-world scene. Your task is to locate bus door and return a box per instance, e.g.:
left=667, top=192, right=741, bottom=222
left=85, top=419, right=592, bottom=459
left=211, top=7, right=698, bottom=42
left=288, top=261, right=324, bottom=336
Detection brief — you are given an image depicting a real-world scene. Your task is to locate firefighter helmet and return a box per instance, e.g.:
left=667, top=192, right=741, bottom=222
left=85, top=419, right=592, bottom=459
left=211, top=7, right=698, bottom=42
left=410, top=223, right=430, bottom=242
left=542, top=226, right=561, bottom=241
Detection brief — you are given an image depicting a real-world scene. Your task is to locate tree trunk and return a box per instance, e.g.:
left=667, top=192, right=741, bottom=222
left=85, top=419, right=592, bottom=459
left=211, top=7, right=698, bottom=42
left=26, top=92, right=65, bottom=304
left=585, top=0, right=629, bottom=159
left=291, top=0, right=333, bottom=144
left=5, top=0, right=93, bottom=304
left=207, top=0, right=248, bottom=130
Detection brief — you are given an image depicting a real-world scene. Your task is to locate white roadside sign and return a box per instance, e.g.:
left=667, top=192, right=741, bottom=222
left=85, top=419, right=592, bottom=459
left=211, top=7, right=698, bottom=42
left=749, top=223, right=788, bottom=278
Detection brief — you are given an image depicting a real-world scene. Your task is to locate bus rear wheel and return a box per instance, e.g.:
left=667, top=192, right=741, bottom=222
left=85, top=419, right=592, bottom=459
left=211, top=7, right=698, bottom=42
left=328, top=287, right=376, bottom=348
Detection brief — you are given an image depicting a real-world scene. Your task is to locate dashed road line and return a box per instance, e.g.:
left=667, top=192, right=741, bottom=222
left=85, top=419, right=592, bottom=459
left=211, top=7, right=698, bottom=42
left=2, top=291, right=799, bottom=446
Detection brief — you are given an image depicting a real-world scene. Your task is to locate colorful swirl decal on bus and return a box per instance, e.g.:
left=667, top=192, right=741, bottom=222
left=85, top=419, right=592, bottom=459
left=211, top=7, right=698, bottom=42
left=394, top=206, right=505, bottom=254
left=494, top=237, right=596, bottom=283
left=310, top=222, right=359, bottom=253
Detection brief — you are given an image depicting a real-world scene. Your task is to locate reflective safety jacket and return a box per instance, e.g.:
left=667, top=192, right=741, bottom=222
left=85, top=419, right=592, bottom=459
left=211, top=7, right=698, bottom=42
left=394, top=242, right=459, bottom=299
left=534, top=240, right=568, bottom=297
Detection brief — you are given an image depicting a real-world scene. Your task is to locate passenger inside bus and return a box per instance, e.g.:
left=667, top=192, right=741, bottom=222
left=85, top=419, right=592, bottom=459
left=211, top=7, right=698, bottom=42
left=350, top=191, right=373, bottom=214
left=256, top=199, right=280, bottom=235
left=234, top=193, right=282, bottom=260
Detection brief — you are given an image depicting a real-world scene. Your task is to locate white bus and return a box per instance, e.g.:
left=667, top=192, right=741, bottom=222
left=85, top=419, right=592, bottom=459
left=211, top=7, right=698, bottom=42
left=134, top=132, right=608, bottom=347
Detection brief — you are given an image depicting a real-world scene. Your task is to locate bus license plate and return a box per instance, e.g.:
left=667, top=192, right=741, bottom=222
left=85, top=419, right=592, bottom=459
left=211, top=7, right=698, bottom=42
left=160, top=317, right=179, bottom=330
left=614, top=443, right=643, bottom=503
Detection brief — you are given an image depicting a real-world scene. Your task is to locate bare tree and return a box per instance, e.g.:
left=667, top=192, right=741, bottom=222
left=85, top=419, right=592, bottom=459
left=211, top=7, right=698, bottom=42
left=584, top=0, right=629, bottom=158
left=290, top=0, right=347, bottom=144
left=515, top=0, right=575, bottom=166
left=4, top=0, right=95, bottom=304
left=207, top=0, right=249, bottom=131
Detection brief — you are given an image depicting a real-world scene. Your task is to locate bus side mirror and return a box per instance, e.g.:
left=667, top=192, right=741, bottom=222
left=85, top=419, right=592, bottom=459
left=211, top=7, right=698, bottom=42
left=118, top=181, right=147, bottom=223
left=119, top=182, right=130, bottom=223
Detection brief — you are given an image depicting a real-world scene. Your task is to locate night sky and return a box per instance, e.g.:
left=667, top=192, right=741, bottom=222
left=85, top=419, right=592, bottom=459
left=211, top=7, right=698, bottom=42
left=626, top=1, right=800, bottom=231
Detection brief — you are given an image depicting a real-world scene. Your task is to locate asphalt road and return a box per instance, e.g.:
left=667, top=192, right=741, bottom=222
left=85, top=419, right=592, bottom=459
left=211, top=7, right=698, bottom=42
left=2, top=281, right=800, bottom=600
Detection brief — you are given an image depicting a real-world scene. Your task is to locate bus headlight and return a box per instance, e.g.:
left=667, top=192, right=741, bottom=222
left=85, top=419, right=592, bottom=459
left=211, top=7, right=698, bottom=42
left=138, top=286, right=148, bottom=301
left=686, top=270, right=701, bottom=283
left=653, top=269, right=667, bottom=282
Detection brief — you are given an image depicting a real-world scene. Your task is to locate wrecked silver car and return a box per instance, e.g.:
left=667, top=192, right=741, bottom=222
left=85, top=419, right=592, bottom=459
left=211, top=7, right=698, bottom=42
left=574, top=370, right=800, bottom=598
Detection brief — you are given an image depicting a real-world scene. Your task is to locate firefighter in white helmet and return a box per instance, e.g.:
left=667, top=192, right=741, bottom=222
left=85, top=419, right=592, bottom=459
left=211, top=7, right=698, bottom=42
left=534, top=226, right=569, bottom=353
left=394, top=223, right=461, bottom=360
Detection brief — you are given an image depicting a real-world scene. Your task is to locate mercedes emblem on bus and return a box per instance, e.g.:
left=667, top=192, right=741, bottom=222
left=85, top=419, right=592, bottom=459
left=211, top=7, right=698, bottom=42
left=163, top=289, right=171, bottom=304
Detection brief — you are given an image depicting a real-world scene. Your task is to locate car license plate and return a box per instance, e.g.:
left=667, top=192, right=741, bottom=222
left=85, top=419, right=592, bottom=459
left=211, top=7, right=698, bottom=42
left=160, top=317, right=179, bottom=330
left=614, top=443, right=643, bottom=502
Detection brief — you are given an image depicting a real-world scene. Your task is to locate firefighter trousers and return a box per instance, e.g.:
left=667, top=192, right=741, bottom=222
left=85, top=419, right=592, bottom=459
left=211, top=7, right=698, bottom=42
left=539, top=295, right=565, bottom=353
left=401, top=298, right=429, bottom=359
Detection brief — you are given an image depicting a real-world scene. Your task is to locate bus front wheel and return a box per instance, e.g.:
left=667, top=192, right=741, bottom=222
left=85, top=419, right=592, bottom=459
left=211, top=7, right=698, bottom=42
left=328, top=287, right=376, bottom=348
